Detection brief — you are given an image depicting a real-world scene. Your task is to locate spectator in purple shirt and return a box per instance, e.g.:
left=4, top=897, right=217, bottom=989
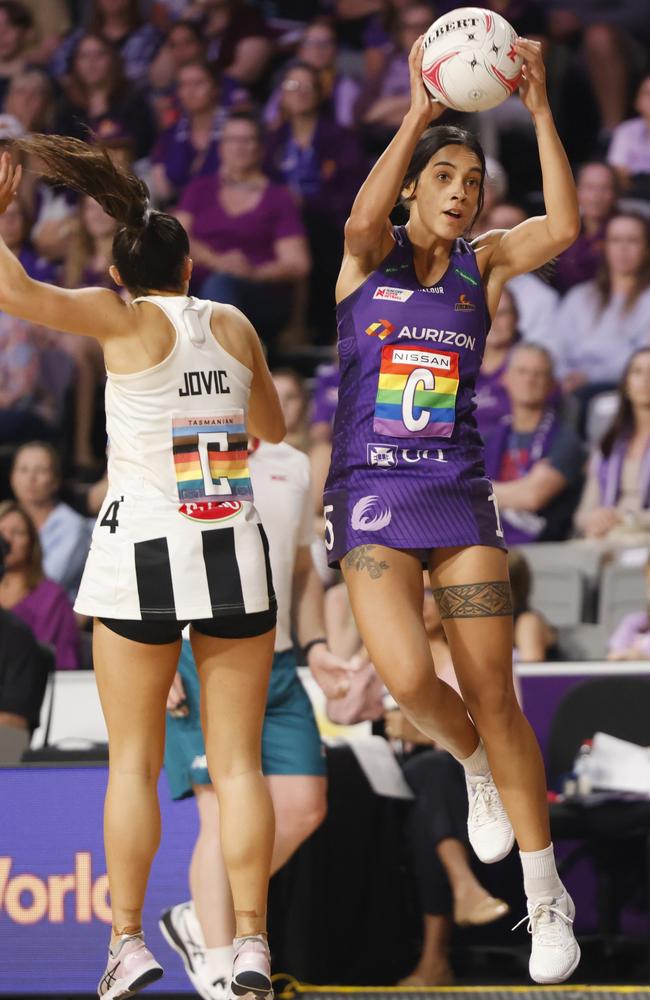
left=0, top=197, right=57, bottom=284
left=356, top=3, right=433, bottom=154
left=54, top=32, right=157, bottom=160
left=474, top=288, right=520, bottom=443
left=198, top=0, right=274, bottom=88
left=176, top=111, right=310, bottom=348
left=51, top=0, right=162, bottom=91
left=148, top=18, right=207, bottom=126
left=310, top=359, right=340, bottom=443
left=151, top=60, right=239, bottom=205
left=554, top=161, right=618, bottom=295
left=264, top=17, right=360, bottom=129
left=607, top=74, right=650, bottom=200
left=265, top=61, right=365, bottom=340
left=0, top=501, right=80, bottom=669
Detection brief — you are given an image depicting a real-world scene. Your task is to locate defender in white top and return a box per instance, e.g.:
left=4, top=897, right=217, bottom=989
left=0, top=136, right=284, bottom=1000
left=76, top=293, right=275, bottom=623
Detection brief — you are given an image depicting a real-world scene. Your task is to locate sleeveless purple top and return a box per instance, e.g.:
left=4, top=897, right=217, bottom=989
left=327, top=226, right=490, bottom=482
left=324, top=226, right=505, bottom=563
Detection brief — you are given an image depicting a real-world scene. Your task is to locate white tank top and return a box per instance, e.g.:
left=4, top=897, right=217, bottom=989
left=105, top=294, right=254, bottom=509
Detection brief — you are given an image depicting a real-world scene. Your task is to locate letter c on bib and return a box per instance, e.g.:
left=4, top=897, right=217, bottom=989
left=402, top=367, right=433, bottom=433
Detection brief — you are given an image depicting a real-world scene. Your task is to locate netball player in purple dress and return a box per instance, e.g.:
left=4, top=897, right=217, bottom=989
left=324, top=38, right=581, bottom=984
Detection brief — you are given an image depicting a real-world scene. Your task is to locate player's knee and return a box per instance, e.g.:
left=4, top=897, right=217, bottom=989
left=463, top=676, right=518, bottom=730
left=389, top=667, right=435, bottom=714
left=277, top=794, right=327, bottom=845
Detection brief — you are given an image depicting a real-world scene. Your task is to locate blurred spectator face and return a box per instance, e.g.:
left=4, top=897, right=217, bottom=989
left=397, top=5, right=434, bottom=53
left=635, top=76, right=650, bottom=121
left=10, top=446, right=58, bottom=506
left=0, top=511, right=31, bottom=571
left=97, top=0, right=132, bottom=15
left=280, top=66, right=321, bottom=118
left=625, top=349, right=650, bottom=411
left=577, top=164, right=617, bottom=224
left=5, top=70, right=51, bottom=131
left=504, top=346, right=553, bottom=408
left=167, top=23, right=205, bottom=69
left=219, top=118, right=261, bottom=174
left=82, top=197, right=117, bottom=241
left=177, top=62, right=219, bottom=116
left=487, top=289, right=518, bottom=350
left=0, top=6, right=29, bottom=61
left=74, top=35, right=114, bottom=90
left=298, top=24, right=337, bottom=72
left=0, top=198, right=26, bottom=250
left=604, top=215, right=649, bottom=278
left=487, top=203, right=526, bottom=231
left=272, top=372, right=306, bottom=435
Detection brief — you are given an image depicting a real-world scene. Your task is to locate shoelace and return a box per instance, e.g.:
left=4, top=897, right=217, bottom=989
left=512, top=898, right=574, bottom=946
left=469, top=778, right=503, bottom=826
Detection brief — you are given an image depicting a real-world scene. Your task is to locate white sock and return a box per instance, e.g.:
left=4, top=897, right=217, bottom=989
left=520, top=843, right=564, bottom=902
left=206, top=944, right=234, bottom=984
left=457, top=738, right=490, bottom=776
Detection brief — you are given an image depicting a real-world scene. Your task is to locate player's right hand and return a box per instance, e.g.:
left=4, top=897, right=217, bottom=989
left=408, top=35, right=445, bottom=126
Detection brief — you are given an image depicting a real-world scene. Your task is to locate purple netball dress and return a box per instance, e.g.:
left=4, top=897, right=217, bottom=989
left=323, top=225, right=506, bottom=567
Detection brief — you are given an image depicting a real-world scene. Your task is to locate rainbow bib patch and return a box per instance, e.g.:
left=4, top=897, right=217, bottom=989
left=172, top=411, right=252, bottom=502
left=373, top=344, right=459, bottom=438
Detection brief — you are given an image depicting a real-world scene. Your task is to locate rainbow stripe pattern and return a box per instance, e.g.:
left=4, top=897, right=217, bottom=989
left=373, top=344, right=459, bottom=438
left=172, top=412, right=252, bottom=502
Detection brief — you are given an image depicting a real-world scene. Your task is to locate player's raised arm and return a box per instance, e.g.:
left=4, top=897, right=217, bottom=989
left=477, top=39, right=580, bottom=297
left=0, top=146, right=128, bottom=340
left=343, top=35, right=445, bottom=268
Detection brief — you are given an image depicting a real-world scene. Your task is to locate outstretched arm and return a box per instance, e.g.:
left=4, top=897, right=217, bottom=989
left=477, top=40, right=580, bottom=306
left=0, top=154, right=127, bottom=340
left=341, top=36, right=445, bottom=276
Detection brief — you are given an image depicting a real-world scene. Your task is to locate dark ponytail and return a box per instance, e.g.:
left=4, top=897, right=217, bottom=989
left=14, top=133, right=189, bottom=295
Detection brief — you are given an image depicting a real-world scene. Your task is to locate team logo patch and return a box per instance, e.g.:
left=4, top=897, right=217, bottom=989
left=454, top=293, right=475, bottom=312
left=373, top=286, right=414, bottom=302
left=367, top=443, right=398, bottom=468
left=351, top=495, right=392, bottom=531
left=365, top=318, right=395, bottom=341
left=178, top=500, right=243, bottom=522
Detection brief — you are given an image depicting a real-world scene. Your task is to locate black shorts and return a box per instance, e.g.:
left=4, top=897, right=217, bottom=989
left=98, top=608, right=276, bottom=645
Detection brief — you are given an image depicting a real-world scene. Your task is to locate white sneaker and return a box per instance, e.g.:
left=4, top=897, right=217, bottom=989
left=159, top=902, right=229, bottom=1000
left=513, top=890, right=581, bottom=984
left=97, top=932, right=163, bottom=999
left=465, top=772, right=515, bottom=863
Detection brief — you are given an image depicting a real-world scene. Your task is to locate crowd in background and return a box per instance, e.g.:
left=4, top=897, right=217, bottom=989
left=0, top=0, right=649, bottom=696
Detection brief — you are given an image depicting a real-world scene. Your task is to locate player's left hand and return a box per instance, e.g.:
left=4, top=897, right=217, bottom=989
left=307, top=644, right=361, bottom=700
left=0, top=151, right=21, bottom=215
left=515, top=38, right=549, bottom=116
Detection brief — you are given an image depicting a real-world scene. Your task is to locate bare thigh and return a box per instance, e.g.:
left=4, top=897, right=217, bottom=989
left=428, top=546, right=515, bottom=719
left=93, top=619, right=181, bottom=768
left=340, top=545, right=434, bottom=701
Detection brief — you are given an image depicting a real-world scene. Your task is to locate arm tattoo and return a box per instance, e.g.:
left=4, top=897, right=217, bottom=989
left=343, top=545, right=390, bottom=579
left=433, top=581, right=512, bottom=619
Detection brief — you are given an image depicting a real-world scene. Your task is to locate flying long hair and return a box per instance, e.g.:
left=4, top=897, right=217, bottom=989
left=14, top=134, right=189, bottom=295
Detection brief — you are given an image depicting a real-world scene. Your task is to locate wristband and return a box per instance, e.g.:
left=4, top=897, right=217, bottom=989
left=303, top=638, right=327, bottom=660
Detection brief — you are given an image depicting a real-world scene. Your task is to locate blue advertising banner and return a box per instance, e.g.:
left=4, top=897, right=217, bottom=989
left=0, top=765, right=199, bottom=994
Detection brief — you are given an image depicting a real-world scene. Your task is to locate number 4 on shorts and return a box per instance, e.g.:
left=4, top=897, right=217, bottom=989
left=100, top=497, right=124, bottom=534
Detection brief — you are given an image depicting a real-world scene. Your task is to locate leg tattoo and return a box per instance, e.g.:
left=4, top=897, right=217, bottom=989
left=343, top=545, right=390, bottom=579
left=434, top=581, right=512, bottom=619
